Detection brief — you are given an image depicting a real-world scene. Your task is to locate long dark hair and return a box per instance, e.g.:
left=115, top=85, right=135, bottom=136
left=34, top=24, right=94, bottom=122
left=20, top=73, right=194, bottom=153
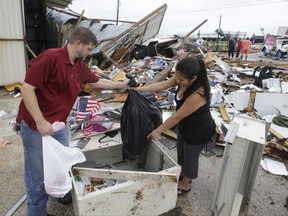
left=175, top=57, right=210, bottom=102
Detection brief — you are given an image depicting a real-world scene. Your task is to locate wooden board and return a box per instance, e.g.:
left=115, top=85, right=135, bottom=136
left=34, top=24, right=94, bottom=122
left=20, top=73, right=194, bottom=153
left=4, top=82, right=22, bottom=92
left=163, top=129, right=177, bottom=139
left=218, top=105, right=231, bottom=122
left=145, top=62, right=175, bottom=86
left=269, top=128, right=288, bottom=146
left=247, top=89, right=256, bottom=112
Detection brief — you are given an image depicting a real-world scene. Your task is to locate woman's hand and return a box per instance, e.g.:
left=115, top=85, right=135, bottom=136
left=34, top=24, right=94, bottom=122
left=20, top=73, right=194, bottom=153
left=147, top=129, right=161, bottom=140
left=132, top=86, right=142, bottom=91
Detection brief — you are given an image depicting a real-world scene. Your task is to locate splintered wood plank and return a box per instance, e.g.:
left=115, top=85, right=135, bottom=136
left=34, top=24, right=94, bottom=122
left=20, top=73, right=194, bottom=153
left=218, top=105, right=231, bottom=122
left=265, top=141, right=288, bottom=152
left=163, top=129, right=177, bottom=139
left=247, top=89, right=257, bottom=112
left=269, top=128, right=288, bottom=146
left=264, top=142, right=288, bottom=160
left=145, top=62, right=175, bottom=86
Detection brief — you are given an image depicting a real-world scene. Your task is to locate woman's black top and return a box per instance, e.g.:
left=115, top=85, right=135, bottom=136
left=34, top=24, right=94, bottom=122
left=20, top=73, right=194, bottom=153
left=175, top=88, right=215, bottom=145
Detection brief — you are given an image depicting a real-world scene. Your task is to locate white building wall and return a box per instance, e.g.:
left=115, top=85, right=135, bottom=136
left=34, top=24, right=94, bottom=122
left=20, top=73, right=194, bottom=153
left=0, top=0, right=26, bottom=86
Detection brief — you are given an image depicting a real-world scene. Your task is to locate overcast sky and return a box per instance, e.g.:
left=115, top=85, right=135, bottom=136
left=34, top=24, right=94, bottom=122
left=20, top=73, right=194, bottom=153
left=68, top=0, right=288, bottom=37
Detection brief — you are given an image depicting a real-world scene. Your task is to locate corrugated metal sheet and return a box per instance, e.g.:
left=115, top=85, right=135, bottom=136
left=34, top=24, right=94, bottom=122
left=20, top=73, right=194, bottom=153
left=46, top=4, right=167, bottom=57
left=0, top=0, right=26, bottom=86
left=46, top=7, right=80, bottom=47
left=91, top=23, right=132, bottom=55
left=100, top=4, right=167, bottom=57
left=45, top=7, right=132, bottom=52
left=46, top=7, right=79, bottom=25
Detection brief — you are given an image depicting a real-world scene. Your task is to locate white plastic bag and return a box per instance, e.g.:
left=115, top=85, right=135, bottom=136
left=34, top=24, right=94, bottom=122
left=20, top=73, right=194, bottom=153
left=42, top=135, right=86, bottom=198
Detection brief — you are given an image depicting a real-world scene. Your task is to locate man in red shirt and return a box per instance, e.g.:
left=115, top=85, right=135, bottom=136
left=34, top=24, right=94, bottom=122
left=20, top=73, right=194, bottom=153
left=236, top=38, right=242, bottom=59
left=240, top=37, right=252, bottom=61
left=17, top=27, right=128, bottom=216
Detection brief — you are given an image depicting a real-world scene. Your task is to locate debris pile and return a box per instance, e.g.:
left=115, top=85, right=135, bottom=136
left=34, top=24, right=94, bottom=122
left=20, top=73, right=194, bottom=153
left=2, top=4, right=288, bottom=165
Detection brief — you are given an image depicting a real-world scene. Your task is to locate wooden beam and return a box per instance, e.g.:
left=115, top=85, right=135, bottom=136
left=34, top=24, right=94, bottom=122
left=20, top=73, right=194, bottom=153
left=145, top=62, right=175, bottom=86
left=218, top=105, right=231, bottom=122
left=247, top=89, right=256, bottom=112
left=181, top=19, right=208, bottom=49
left=265, top=141, right=288, bottom=152
left=163, top=129, right=177, bottom=139
left=269, top=128, right=288, bottom=146
left=75, top=10, right=85, bottom=28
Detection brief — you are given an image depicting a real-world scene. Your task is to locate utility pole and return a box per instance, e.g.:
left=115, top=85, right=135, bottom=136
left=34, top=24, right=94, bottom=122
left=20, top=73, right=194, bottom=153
left=216, top=14, right=222, bottom=51
left=116, top=0, right=120, bottom=25
left=260, top=27, right=265, bottom=36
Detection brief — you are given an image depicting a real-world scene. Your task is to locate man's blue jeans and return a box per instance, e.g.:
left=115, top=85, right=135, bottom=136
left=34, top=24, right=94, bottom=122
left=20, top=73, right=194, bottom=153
left=20, top=120, right=69, bottom=216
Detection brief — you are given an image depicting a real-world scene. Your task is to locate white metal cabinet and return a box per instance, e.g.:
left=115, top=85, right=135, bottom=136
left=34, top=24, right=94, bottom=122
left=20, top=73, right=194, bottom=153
left=212, top=115, right=269, bottom=216
left=71, top=133, right=181, bottom=216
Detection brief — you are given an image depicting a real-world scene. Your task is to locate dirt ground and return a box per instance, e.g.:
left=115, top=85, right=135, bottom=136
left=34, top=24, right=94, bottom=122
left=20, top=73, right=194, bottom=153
left=0, top=52, right=288, bottom=216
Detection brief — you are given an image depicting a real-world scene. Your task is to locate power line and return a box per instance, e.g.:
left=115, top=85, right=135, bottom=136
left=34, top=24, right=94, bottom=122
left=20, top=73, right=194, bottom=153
left=167, top=0, right=288, bottom=15
left=122, top=0, right=287, bottom=21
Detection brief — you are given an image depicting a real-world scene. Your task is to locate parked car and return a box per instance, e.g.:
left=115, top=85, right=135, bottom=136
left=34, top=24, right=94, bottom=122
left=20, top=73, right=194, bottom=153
left=262, top=35, right=288, bottom=59
left=275, top=43, right=288, bottom=60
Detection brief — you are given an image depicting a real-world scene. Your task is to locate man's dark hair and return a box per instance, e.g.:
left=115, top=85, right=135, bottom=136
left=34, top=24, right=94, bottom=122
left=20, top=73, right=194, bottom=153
left=68, top=27, right=97, bottom=46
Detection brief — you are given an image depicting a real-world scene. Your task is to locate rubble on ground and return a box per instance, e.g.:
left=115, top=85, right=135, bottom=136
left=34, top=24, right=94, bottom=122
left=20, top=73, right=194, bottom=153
left=80, top=35, right=288, bottom=161
left=2, top=4, right=288, bottom=162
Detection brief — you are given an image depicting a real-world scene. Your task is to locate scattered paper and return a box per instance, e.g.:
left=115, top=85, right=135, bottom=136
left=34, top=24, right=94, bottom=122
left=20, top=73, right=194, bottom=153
left=162, top=111, right=173, bottom=122
left=260, top=158, right=288, bottom=176
left=0, top=110, right=7, bottom=118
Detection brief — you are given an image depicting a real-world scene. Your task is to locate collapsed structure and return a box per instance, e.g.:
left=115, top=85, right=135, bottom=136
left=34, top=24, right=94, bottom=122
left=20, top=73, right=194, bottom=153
left=46, top=6, right=287, bottom=215
left=46, top=4, right=288, bottom=160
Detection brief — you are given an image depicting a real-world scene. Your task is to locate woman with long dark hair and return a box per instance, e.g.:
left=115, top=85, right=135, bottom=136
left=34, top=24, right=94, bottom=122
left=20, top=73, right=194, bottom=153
left=136, top=56, right=216, bottom=194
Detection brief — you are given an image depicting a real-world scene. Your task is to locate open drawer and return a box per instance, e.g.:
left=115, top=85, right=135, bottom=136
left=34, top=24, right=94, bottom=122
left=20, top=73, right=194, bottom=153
left=71, top=138, right=181, bottom=216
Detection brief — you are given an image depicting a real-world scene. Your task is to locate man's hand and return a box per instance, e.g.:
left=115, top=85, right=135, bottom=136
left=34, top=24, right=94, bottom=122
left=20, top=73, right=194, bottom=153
left=36, top=119, right=53, bottom=136
left=122, top=79, right=130, bottom=89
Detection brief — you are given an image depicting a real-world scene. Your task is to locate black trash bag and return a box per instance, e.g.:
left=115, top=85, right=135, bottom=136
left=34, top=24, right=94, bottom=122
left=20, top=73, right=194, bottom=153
left=121, top=90, right=162, bottom=160
left=252, top=66, right=274, bottom=87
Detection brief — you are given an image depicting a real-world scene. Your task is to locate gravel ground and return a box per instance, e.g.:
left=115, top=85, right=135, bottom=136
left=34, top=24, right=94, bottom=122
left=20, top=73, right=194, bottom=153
left=0, top=52, right=287, bottom=216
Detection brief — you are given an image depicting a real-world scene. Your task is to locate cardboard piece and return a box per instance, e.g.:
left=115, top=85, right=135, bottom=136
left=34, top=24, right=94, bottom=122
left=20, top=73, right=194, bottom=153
left=4, top=82, right=22, bottom=92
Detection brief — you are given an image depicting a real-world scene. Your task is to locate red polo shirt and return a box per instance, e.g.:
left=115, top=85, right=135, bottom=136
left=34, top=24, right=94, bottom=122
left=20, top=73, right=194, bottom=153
left=17, top=46, right=99, bottom=130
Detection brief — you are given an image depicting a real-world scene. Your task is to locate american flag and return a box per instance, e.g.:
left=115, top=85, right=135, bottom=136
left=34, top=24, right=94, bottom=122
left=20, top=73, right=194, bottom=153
left=75, top=97, right=101, bottom=137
